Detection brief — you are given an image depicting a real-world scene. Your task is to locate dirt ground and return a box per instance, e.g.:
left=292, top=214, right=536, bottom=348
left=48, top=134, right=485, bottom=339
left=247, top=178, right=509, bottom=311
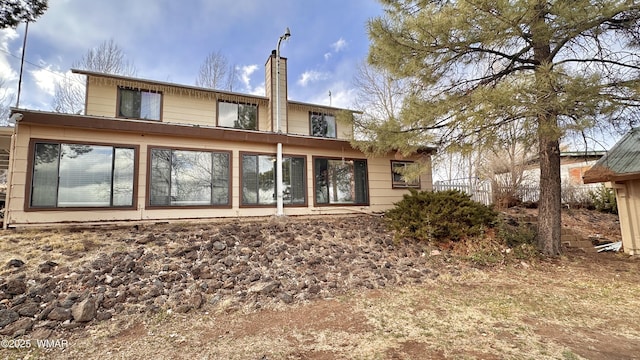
left=1, top=208, right=639, bottom=360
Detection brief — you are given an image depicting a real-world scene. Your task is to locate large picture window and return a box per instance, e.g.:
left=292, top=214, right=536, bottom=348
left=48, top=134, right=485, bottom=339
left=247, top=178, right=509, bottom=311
left=30, top=142, right=135, bottom=208
left=118, top=87, right=161, bottom=120
left=241, top=153, right=306, bottom=206
left=391, top=161, right=421, bottom=188
left=310, top=112, right=336, bottom=138
left=149, top=148, right=230, bottom=207
left=314, top=158, right=368, bottom=205
left=218, top=101, right=258, bottom=130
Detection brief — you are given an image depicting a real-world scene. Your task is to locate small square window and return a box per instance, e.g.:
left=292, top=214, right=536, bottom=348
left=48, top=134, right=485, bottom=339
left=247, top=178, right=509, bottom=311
left=310, top=113, right=336, bottom=138
left=118, top=87, right=161, bottom=120
left=391, top=161, right=420, bottom=188
left=218, top=101, right=257, bottom=130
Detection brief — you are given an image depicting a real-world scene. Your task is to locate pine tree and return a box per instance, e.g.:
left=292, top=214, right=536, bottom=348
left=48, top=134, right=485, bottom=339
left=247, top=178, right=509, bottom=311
left=0, top=0, right=47, bottom=28
left=363, top=0, right=640, bottom=255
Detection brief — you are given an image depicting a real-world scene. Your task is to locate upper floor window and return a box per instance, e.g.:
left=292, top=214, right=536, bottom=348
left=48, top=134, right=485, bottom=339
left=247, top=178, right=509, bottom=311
left=118, top=87, right=161, bottom=120
left=310, top=112, right=336, bottom=138
left=149, top=148, right=230, bottom=207
left=30, top=141, right=136, bottom=208
left=218, top=101, right=258, bottom=130
left=391, top=161, right=421, bottom=188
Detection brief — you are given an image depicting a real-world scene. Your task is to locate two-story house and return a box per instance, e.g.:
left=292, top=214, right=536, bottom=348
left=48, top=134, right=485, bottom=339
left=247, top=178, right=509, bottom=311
left=3, top=51, right=434, bottom=227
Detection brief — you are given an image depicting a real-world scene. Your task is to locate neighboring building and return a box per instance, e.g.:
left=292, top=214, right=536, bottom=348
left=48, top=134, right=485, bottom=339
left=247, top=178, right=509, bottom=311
left=583, top=128, right=640, bottom=255
left=482, top=150, right=606, bottom=205
left=2, top=51, right=434, bottom=227
left=517, top=151, right=606, bottom=187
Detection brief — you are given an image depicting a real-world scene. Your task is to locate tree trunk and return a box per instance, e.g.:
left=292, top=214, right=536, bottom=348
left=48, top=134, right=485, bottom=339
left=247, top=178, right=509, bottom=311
left=532, top=1, right=562, bottom=255
left=537, top=130, right=562, bottom=255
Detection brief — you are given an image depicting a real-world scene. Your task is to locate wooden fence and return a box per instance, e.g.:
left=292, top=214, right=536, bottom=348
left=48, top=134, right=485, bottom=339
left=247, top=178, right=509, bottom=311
left=433, top=181, right=493, bottom=205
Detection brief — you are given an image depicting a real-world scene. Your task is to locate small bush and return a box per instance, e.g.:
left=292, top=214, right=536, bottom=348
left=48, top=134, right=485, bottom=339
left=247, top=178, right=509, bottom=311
left=496, top=216, right=539, bottom=259
left=588, top=184, right=618, bottom=214
left=385, top=189, right=498, bottom=243
left=497, top=217, right=537, bottom=248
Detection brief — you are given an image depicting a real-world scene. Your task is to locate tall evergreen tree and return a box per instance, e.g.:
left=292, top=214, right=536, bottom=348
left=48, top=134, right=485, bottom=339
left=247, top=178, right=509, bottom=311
left=361, top=0, right=640, bottom=255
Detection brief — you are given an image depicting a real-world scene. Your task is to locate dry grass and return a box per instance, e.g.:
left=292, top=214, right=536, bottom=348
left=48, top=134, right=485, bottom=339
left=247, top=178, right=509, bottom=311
left=3, top=251, right=640, bottom=360
left=1, top=210, right=639, bottom=359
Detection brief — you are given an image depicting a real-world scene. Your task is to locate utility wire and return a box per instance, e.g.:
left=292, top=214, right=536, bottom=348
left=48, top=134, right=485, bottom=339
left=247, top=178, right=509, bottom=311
left=0, top=47, right=86, bottom=87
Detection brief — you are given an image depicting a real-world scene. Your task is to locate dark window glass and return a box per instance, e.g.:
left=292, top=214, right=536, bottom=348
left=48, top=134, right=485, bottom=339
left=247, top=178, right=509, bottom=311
left=242, top=154, right=306, bottom=205
left=315, top=158, right=368, bottom=205
left=310, top=113, right=336, bottom=138
left=149, top=149, right=230, bottom=206
left=118, top=88, right=161, bottom=120
left=391, top=161, right=421, bottom=188
left=218, top=101, right=257, bottom=130
left=31, top=143, right=135, bottom=208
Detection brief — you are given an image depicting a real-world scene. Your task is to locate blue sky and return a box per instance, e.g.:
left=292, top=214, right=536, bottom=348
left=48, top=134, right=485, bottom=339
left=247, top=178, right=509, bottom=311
left=0, top=0, right=385, bottom=111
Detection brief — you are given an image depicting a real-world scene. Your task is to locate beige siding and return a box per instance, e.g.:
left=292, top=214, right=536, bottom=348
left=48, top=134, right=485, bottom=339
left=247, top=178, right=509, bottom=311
left=612, top=181, right=640, bottom=255
left=162, top=93, right=215, bottom=126
left=86, top=81, right=116, bottom=117
left=8, top=123, right=432, bottom=226
left=85, top=76, right=353, bottom=138
left=257, top=105, right=270, bottom=132
left=287, top=108, right=309, bottom=136
left=336, top=115, right=354, bottom=140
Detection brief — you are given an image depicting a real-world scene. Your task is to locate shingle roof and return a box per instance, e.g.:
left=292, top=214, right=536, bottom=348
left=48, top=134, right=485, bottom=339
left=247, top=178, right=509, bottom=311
left=583, top=127, right=640, bottom=183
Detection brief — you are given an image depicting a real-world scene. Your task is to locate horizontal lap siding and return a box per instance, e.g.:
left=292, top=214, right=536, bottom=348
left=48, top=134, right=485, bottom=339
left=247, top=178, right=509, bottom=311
left=7, top=124, right=432, bottom=226
left=162, top=94, right=214, bottom=127
left=287, top=108, right=309, bottom=136
left=258, top=106, right=270, bottom=132
left=336, top=116, right=353, bottom=140
left=86, top=83, right=116, bottom=117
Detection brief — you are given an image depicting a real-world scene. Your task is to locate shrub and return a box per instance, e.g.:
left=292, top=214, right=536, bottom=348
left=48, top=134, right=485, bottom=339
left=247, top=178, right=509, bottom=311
left=385, top=189, right=498, bottom=243
left=588, top=184, right=618, bottom=214
left=496, top=216, right=537, bottom=248
left=495, top=216, right=539, bottom=259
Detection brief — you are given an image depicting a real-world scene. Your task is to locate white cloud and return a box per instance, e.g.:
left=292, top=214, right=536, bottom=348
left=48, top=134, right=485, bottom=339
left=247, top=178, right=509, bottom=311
left=307, top=85, right=356, bottom=109
left=0, top=28, right=20, bottom=83
left=30, top=65, right=66, bottom=97
left=298, top=70, right=329, bottom=87
left=324, top=52, right=332, bottom=61
left=238, top=64, right=259, bottom=93
left=248, top=83, right=265, bottom=96
left=331, top=38, right=348, bottom=53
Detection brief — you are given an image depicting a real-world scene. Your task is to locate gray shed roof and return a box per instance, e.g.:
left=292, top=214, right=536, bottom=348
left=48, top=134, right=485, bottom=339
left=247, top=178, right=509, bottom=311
left=583, top=127, right=640, bottom=184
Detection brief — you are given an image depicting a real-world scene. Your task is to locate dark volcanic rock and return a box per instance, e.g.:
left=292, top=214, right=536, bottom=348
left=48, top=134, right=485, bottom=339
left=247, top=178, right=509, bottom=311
left=2, top=278, right=27, bottom=295
left=0, top=215, right=447, bottom=337
left=0, top=309, right=19, bottom=327
left=6, top=259, right=25, bottom=268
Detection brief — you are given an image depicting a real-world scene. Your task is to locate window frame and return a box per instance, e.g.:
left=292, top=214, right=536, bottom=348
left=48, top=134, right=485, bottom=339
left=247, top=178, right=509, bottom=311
left=312, top=156, right=369, bottom=207
left=391, top=160, right=421, bottom=189
left=309, top=112, right=337, bottom=138
left=146, top=146, right=232, bottom=209
left=217, top=100, right=259, bottom=130
left=116, top=86, right=163, bottom=121
left=25, top=139, right=139, bottom=211
left=239, top=151, right=307, bottom=208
